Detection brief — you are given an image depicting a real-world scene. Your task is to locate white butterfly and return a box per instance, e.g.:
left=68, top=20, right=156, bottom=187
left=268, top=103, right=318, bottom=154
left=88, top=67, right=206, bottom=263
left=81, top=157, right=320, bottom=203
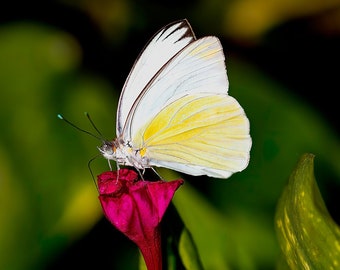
left=99, top=19, right=252, bottom=178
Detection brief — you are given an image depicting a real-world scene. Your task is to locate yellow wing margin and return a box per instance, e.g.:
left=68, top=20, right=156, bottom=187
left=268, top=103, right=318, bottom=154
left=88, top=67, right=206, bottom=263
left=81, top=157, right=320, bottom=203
left=133, top=94, right=251, bottom=178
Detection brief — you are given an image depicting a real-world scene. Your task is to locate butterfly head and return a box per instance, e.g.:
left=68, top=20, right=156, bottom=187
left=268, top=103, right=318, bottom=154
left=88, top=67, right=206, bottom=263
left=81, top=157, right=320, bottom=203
left=98, top=138, right=150, bottom=170
left=98, top=140, right=118, bottom=161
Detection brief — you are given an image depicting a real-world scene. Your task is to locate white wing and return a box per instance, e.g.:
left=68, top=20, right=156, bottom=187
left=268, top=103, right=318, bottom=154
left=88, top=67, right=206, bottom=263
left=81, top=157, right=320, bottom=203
left=116, top=19, right=195, bottom=136
left=123, top=36, right=230, bottom=142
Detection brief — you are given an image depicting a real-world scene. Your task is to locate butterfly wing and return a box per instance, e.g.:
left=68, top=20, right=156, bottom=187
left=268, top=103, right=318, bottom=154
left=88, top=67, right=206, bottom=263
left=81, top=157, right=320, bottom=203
left=116, top=19, right=196, bottom=136
left=123, top=36, right=231, bottom=142
left=135, top=94, right=251, bottom=178
left=124, top=34, right=251, bottom=178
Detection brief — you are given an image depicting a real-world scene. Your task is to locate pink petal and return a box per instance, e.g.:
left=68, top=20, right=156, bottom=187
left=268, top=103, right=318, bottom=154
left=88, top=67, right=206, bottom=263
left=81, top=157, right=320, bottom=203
left=97, top=169, right=184, bottom=270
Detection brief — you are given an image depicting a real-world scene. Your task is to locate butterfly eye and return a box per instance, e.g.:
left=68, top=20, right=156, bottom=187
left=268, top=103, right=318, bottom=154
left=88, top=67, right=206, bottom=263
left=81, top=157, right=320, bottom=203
left=98, top=142, right=115, bottom=156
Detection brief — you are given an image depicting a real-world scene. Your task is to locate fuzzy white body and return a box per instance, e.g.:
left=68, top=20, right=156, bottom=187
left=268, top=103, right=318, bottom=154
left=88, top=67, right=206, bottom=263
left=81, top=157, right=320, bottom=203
left=99, top=139, right=149, bottom=170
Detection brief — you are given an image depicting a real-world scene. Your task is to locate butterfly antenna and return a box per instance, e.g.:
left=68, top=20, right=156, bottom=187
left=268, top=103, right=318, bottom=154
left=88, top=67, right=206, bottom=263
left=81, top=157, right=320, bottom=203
left=85, top=112, right=104, bottom=138
left=57, top=114, right=103, bottom=141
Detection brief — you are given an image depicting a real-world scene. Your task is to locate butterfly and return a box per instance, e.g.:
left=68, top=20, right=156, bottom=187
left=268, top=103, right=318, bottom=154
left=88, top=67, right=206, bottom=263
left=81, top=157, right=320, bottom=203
left=98, top=19, right=251, bottom=179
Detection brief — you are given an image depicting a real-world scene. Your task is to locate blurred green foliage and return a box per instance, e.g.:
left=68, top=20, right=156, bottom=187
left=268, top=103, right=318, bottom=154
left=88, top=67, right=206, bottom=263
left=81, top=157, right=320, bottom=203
left=0, top=0, right=339, bottom=269
left=0, top=23, right=111, bottom=269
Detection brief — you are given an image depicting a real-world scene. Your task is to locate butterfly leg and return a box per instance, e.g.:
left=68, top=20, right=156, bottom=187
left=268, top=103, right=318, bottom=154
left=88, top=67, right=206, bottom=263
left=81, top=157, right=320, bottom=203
left=136, top=168, right=145, bottom=181
left=87, top=155, right=99, bottom=191
left=115, top=162, right=121, bottom=182
left=151, top=167, right=164, bottom=181
left=107, top=159, right=113, bottom=171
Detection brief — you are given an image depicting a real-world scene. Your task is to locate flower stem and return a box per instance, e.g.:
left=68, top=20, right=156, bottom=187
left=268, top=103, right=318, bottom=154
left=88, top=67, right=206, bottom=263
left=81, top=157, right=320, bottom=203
left=139, top=227, right=162, bottom=270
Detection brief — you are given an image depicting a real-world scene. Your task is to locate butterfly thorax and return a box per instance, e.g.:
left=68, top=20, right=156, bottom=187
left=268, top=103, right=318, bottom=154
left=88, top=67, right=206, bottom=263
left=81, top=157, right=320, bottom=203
left=98, top=138, right=149, bottom=170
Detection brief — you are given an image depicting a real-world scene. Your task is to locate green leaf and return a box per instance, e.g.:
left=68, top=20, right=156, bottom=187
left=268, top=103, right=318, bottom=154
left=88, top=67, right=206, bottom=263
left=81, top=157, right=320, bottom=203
left=275, top=153, right=340, bottom=269
left=178, top=227, right=204, bottom=270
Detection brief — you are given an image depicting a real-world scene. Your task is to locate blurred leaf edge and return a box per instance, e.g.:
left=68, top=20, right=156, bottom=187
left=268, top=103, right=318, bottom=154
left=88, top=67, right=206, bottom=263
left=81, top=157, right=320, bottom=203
left=274, top=153, right=340, bottom=269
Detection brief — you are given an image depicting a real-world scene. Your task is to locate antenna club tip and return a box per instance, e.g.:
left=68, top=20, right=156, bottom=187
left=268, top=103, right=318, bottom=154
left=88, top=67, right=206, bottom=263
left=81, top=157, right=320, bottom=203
left=57, top=114, right=63, bottom=120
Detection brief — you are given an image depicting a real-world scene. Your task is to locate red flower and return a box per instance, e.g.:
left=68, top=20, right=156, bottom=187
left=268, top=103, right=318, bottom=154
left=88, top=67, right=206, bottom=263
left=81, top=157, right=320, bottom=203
left=97, top=169, right=184, bottom=270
